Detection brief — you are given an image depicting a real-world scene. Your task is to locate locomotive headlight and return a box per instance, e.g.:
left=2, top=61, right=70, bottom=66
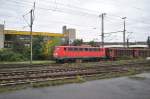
left=54, top=53, right=58, bottom=57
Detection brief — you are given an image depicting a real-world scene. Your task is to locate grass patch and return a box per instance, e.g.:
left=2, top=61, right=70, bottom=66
left=62, top=59, right=149, bottom=68
left=0, top=76, right=86, bottom=93
left=0, top=60, right=55, bottom=69
left=31, top=76, right=86, bottom=88
left=0, top=60, right=54, bottom=65
left=85, top=72, right=137, bottom=81
left=0, top=85, right=27, bottom=93
left=129, top=76, right=146, bottom=80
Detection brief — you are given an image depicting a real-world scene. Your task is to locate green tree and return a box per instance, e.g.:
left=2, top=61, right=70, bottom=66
left=12, top=37, right=30, bottom=60
left=88, top=41, right=97, bottom=47
left=44, top=37, right=61, bottom=59
left=12, top=37, right=26, bottom=53
left=147, top=36, right=150, bottom=48
left=33, top=36, right=45, bottom=60
left=72, top=39, right=83, bottom=46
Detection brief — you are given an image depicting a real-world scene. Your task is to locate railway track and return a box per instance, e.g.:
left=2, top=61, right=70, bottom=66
left=0, top=60, right=149, bottom=71
left=0, top=62, right=145, bottom=77
left=0, top=68, right=128, bottom=86
left=0, top=61, right=150, bottom=86
left=0, top=60, right=148, bottom=70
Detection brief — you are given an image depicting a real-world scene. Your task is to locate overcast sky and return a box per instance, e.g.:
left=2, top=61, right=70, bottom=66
left=0, top=0, right=150, bottom=42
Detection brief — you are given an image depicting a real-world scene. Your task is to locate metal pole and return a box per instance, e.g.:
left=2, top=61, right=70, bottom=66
left=3, top=20, right=5, bottom=35
left=122, top=17, right=126, bottom=48
left=127, top=38, right=129, bottom=48
left=30, top=10, right=33, bottom=64
left=100, top=13, right=106, bottom=48
left=101, top=14, right=104, bottom=48
left=3, top=21, right=5, bottom=48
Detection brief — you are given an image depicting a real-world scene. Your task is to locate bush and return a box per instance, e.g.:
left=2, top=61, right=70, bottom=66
left=32, top=36, right=45, bottom=60
left=0, top=49, right=27, bottom=62
left=117, top=56, right=134, bottom=60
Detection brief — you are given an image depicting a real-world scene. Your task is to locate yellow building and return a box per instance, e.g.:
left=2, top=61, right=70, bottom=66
left=4, top=30, right=64, bottom=48
left=0, top=24, right=76, bottom=48
left=4, top=30, right=64, bottom=37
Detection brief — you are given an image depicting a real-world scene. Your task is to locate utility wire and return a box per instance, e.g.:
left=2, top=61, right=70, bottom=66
left=6, top=0, right=98, bottom=17
left=22, top=12, right=30, bottom=27
left=4, top=0, right=150, bottom=26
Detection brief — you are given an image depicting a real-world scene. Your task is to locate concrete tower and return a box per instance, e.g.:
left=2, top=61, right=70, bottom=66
left=67, top=28, right=76, bottom=44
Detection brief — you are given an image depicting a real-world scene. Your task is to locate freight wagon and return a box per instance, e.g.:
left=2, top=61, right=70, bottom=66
left=134, top=49, right=150, bottom=58
left=108, top=48, right=134, bottom=59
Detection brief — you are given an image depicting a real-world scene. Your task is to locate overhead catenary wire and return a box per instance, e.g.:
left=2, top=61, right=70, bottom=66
left=3, top=0, right=150, bottom=22
left=5, top=0, right=99, bottom=17
left=3, top=0, right=150, bottom=27
left=22, top=14, right=30, bottom=27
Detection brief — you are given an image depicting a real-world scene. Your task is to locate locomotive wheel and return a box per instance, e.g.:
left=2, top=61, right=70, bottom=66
left=56, top=59, right=64, bottom=63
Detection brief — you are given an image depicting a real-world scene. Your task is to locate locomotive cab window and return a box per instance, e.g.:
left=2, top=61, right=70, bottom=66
left=93, top=48, right=97, bottom=51
left=79, top=48, right=83, bottom=51
left=74, top=48, right=78, bottom=51
left=89, top=48, right=93, bottom=51
left=68, top=48, right=73, bottom=51
left=96, top=48, right=100, bottom=51
left=85, top=48, right=88, bottom=51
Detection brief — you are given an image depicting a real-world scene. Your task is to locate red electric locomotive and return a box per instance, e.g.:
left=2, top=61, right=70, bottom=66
left=53, top=46, right=109, bottom=62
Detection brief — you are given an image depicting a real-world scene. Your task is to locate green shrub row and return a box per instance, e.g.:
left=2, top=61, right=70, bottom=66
left=0, top=49, right=28, bottom=62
